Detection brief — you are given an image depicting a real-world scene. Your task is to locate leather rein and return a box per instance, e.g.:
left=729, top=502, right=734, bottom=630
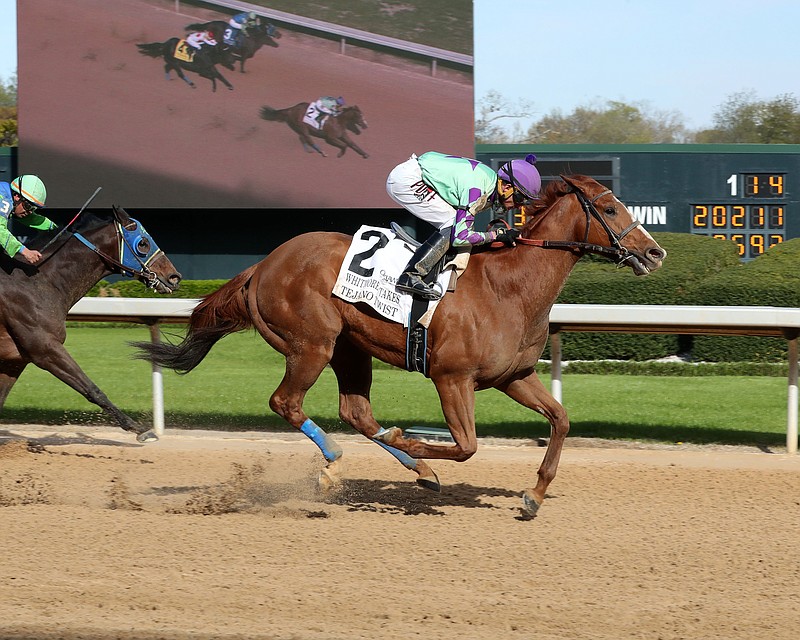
left=513, top=187, right=642, bottom=267
left=40, top=214, right=162, bottom=288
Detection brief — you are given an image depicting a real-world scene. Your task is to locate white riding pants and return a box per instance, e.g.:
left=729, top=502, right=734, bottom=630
left=385, top=154, right=455, bottom=230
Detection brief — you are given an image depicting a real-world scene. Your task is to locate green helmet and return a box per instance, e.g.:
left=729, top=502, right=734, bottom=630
left=11, top=175, right=47, bottom=207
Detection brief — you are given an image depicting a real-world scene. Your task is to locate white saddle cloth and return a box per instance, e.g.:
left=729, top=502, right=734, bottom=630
left=332, top=225, right=468, bottom=328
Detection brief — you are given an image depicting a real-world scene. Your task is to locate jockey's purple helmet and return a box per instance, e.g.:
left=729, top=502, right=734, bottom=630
left=336, top=96, right=345, bottom=106
left=497, top=154, right=541, bottom=201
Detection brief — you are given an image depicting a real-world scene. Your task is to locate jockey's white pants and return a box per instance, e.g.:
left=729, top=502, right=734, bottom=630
left=385, top=154, right=455, bottom=230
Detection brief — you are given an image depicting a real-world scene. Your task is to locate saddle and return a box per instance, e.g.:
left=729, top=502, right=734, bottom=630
left=174, top=40, right=196, bottom=63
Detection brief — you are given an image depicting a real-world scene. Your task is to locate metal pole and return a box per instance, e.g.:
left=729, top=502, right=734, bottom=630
left=149, top=323, right=165, bottom=437
left=550, top=331, right=563, bottom=404
left=787, top=337, right=798, bottom=455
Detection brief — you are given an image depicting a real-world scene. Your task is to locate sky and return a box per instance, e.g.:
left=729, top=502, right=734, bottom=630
left=474, top=0, right=800, bottom=132
left=2, top=1, right=797, bottom=131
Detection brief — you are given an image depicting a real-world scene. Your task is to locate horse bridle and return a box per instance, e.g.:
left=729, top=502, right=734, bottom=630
left=40, top=212, right=162, bottom=288
left=516, top=185, right=642, bottom=267
left=72, top=218, right=163, bottom=288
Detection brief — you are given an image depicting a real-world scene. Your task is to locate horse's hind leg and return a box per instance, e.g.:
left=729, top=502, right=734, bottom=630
left=497, top=371, right=570, bottom=518
left=329, top=340, right=440, bottom=491
left=268, top=341, right=345, bottom=489
left=0, top=361, right=26, bottom=409
left=168, top=63, right=195, bottom=88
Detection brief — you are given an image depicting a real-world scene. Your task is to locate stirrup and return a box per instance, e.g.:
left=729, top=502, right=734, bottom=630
left=396, top=275, right=443, bottom=301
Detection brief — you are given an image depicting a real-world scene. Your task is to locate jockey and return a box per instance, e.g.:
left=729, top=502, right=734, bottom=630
left=0, top=175, right=56, bottom=265
left=312, top=96, right=345, bottom=125
left=386, top=152, right=541, bottom=300
left=228, top=11, right=260, bottom=37
left=185, top=30, right=218, bottom=50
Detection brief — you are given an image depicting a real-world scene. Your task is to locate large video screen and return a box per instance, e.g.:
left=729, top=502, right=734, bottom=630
left=17, top=0, right=473, bottom=209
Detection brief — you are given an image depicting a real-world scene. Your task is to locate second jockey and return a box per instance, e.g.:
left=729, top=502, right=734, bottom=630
left=185, top=30, right=218, bottom=50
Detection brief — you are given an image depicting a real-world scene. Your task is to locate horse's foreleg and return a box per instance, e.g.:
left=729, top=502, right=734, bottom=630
left=342, top=136, right=369, bottom=159
left=22, top=339, right=156, bottom=442
left=214, top=70, right=234, bottom=91
left=497, top=372, right=570, bottom=518
left=329, top=341, right=439, bottom=491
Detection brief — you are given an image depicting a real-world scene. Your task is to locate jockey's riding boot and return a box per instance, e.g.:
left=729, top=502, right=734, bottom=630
left=396, top=230, right=451, bottom=300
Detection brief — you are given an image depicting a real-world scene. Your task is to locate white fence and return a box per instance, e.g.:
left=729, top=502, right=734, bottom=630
left=171, top=0, right=472, bottom=75
left=68, top=299, right=800, bottom=453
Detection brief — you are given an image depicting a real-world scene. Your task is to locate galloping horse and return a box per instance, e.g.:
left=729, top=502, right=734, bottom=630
left=135, top=175, right=665, bottom=517
left=259, top=103, right=369, bottom=158
left=136, top=37, right=234, bottom=92
left=0, top=206, right=181, bottom=443
left=186, top=20, right=281, bottom=73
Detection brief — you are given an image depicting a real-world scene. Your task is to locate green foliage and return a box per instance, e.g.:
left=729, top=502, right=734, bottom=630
left=0, top=74, right=16, bottom=108
left=696, top=91, right=800, bottom=143
left=87, top=279, right=226, bottom=298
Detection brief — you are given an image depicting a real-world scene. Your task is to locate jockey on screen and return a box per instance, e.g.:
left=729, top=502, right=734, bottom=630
left=0, top=175, right=56, bottom=265
left=185, top=30, right=218, bottom=50
left=310, top=96, right=345, bottom=126
left=228, top=11, right=260, bottom=45
left=386, top=152, right=541, bottom=300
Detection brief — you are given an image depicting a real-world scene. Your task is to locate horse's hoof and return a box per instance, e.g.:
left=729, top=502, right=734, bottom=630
left=373, top=426, right=402, bottom=445
left=318, top=459, right=343, bottom=494
left=361, top=154, right=370, bottom=159
left=520, top=491, right=541, bottom=519
left=136, top=430, right=159, bottom=444
left=227, top=86, right=234, bottom=91
left=416, top=472, right=440, bottom=493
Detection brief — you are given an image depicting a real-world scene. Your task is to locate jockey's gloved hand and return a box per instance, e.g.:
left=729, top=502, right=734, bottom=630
left=494, top=227, right=521, bottom=245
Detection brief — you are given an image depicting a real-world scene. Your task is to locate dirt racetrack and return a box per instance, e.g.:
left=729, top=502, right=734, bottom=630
left=1, top=426, right=799, bottom=640
left=19, top=0, right=474, bottom=209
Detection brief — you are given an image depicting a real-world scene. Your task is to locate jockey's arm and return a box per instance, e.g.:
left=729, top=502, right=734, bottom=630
left=451, top=187, right=495, bottom=247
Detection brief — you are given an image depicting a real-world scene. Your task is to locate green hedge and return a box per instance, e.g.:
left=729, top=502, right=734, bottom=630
left=86, top=234, right=800, bottom=363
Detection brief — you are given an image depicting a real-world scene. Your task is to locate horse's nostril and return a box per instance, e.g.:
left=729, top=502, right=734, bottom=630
left=648, top=248, right=666, bottom=261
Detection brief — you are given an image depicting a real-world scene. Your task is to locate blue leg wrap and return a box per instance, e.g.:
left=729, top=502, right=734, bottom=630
left=300, top=419, right=343, bottom=463
left=372, top=427, right=417, bottom=470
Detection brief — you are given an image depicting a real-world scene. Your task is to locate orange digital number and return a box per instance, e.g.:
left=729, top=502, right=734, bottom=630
left=712, top=234, right=728, bottom=241
left=711, top=205, right=726, bottom=227
left=751, top=206, right=765, bottom=228
left=513, top=210, right=527, bottom=227
left=769, top=235, right=784, bottom=248
left=769, top=175, right=784, bottom=195
left=746, top=175, right=759, bottom=196
left=731, top=206, right=745, bottom=227
left=749, top=234, right=765, bottom=257
left=692, top=205, right=708, bottom=228
left=731, top=234, right=745, bottom=256
left=769, top=206, right=784, bottom=227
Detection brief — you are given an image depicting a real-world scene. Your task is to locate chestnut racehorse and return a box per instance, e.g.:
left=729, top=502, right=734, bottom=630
left=135, top=175, right=665, bottom=517
left=0, top=206, right=181, bottom=443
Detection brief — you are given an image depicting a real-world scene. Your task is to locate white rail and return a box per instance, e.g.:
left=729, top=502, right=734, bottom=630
left=68, top=299, right=800, bottom=453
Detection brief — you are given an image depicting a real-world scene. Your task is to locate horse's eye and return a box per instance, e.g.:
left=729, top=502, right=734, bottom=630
left=604, top=206, right=617, bottom=217
left=136, top=238, right=151, bottom=255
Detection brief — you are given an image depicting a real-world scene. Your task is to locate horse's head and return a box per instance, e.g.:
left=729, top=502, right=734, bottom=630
left=343, top=106, right=368, bottom=134
left=520, top=175, right=665, bottom=275
left=111, top=206, right=182, bottom=292
left=256, top=23, right=281, bottom=47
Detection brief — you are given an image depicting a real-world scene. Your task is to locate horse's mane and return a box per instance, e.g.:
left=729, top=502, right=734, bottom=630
left=518, top=176, right=575, bottom=237
left=26, top=210, right=112, bottom=251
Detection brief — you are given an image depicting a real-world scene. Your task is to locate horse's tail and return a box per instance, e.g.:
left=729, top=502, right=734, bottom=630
left=132, top=265, right=258, bottom=374
left=136, top=42, right=165, bottom=58
left=259, top=105, right=288, bottom=122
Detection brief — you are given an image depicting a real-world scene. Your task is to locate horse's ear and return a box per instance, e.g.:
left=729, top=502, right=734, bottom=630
left=112, top=205, right=131, bottom=224
left=559, top=174, right=577, bottom=192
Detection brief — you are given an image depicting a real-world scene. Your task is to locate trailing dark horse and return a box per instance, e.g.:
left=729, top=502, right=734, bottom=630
left=186, top=20, right=281, bottom=73
left=134, top=175, right=665, bottom=517
left=136, top=37, right=234, bottom=92
left=0, top=206, right=181, bottom=442
left=259, top=103, right=369, bottom=158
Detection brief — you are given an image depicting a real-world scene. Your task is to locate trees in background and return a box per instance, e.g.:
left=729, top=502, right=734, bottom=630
left=477, top=90, right=800, bottom=145
left=0, top=73, right=17, bottom=147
